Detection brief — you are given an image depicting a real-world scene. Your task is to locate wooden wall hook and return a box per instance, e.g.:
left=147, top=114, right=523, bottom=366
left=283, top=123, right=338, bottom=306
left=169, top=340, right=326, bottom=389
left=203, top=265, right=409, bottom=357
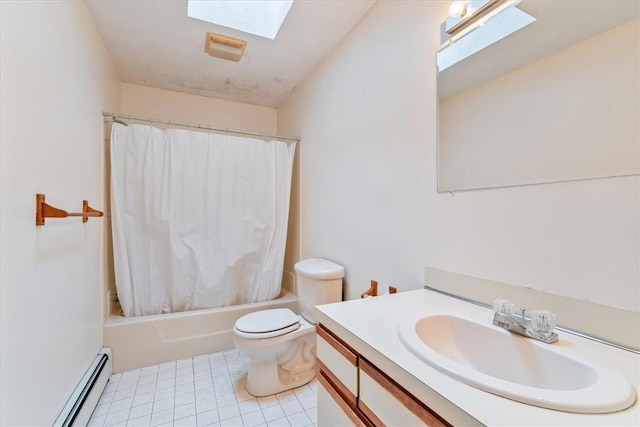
left=361, top=280, right=379, bottom=298
left=36, top=193, right=103, bottom=226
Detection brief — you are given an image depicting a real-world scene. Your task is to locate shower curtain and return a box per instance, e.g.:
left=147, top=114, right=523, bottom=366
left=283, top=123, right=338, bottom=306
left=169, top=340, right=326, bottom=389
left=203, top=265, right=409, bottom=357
left=110, top=123, right=296, bottom=317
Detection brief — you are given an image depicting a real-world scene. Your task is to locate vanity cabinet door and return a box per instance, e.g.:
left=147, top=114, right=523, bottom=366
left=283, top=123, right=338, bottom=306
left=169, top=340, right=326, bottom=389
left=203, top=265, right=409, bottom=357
left=316, top=323, right=359, bottom=403
left=318, top=371, right=368, bottom=427
left=358, top=358, right=451, bottom=427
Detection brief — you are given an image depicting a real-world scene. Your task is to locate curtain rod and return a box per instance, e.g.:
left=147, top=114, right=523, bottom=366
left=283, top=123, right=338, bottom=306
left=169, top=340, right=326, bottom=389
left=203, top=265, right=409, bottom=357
left=102, top=112, right=301, bottom=143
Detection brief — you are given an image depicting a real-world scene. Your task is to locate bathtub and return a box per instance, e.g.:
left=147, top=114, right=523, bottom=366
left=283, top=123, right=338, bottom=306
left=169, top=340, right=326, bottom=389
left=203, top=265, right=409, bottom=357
left=104, top=288, right=299, bottom=373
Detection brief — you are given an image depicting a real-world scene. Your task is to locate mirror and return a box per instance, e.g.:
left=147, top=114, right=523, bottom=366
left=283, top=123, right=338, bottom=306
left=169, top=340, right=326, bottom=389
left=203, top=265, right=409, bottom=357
left=437, top=1, right=639, bottom=192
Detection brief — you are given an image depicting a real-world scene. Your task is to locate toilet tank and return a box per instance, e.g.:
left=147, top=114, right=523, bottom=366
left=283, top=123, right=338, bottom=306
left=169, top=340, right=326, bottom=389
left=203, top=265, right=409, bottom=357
left=294, top=258, right=344, bottom=324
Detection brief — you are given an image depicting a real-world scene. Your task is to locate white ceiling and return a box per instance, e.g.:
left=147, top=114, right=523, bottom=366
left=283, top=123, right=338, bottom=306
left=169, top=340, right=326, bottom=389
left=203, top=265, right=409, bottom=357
left=86, top=0, right=375, bottom=108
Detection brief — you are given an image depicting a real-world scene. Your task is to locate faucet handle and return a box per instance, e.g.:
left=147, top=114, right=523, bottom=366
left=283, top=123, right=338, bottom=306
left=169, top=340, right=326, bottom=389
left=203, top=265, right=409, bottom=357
left=493, top=299, right=514, bottom=315
left=520, top=306, right=527, bottom=319
left=531, top=309, right=557, bottom=337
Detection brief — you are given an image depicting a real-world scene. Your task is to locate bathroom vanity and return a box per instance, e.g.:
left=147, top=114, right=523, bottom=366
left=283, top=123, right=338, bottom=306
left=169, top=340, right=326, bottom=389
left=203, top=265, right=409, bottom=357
left=314, top=289, right=640, bottom=426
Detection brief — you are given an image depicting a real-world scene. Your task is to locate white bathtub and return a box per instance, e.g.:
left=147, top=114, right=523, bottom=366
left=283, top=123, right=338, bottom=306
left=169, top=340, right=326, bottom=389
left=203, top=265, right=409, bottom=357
left=104, top=289, right=300, bottom=373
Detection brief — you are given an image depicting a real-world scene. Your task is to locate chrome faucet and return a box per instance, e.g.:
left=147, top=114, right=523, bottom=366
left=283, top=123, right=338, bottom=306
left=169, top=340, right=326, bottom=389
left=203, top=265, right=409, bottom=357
left=492, top=299, right=558, bottom=344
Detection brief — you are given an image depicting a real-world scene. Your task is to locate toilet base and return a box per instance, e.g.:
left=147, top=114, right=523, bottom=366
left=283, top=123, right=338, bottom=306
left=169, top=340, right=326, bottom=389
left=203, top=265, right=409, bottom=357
left=235, top=318, right=317, bottom=397
left=246, top=363, right=316, bottom=397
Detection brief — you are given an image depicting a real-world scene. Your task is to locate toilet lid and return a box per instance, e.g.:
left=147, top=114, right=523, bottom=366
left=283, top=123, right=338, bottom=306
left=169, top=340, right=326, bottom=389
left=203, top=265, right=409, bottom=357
left=235, top=308, right=300, bottom=335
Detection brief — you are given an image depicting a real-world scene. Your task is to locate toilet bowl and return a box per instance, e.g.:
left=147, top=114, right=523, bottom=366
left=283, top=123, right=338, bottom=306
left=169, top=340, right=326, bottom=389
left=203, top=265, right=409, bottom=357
left=233, top=308, right=316, bottom=397
left=233, top=258, right=345, bottom=397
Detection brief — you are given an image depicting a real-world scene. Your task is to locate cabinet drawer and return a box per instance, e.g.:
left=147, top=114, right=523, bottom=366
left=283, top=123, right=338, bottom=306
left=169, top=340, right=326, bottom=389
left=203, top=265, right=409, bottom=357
left=318, top=371, right=368, bottom=427
left=359, top=358, right=451, bottom=427
left=317, top=323, right=359, bottom=401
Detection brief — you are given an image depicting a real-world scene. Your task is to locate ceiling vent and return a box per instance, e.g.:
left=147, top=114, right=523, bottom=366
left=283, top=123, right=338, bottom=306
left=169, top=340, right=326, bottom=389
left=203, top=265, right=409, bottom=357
left=204, top=32, right=247, bottom=62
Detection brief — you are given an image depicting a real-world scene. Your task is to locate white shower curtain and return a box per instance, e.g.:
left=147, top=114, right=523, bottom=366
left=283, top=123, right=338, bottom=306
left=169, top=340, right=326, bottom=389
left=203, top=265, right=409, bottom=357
left=110, top=123, right=296, bottom=317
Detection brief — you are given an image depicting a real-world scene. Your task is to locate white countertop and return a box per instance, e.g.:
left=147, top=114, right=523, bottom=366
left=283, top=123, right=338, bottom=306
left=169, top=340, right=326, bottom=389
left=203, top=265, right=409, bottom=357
left=314, top=289, right=640, bottom=426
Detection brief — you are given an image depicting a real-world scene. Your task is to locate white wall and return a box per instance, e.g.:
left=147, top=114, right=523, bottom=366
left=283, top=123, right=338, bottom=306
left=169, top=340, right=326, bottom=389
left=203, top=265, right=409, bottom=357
left=277, top=1, right=640, bottom=312
left=0, top=1, right=120, bottom=425
left=120, top=83, right=278, bottom=134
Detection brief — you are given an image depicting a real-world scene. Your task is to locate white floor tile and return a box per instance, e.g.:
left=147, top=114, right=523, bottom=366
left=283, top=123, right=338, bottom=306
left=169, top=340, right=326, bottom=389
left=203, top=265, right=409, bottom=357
left=92, top=402, right=110, bottom=418
left=99, top=392, right=116, bottom=405
left=132, top=392, right=155, bottom=407
left=175, top=402, right=197, bottom=420
left=118, top=379, right=139, bottom=390
left=104, top=409, right=130, bottom=426
left=275, top=391, right=296, bottom=404
left=196, top=378, right=215, bottom=391
left=127, top=413, right=151, bottom=427
left=177, top=358, right=193, bottom=368
left=153, top=397, right=175, bottom=413
left=109, top=397, right=134, bottom=413
left=296, top=395, right=316, bottom=410
left=174, top=414, right=197, bottom=427
left=176, top=391, right=196, bottom=407
left=154, top=386, right=175, bottom=401
left=196, top=397, right=218, bottom=413
left=286, top=411, right=311, bottom=427
left=158, top=370, right=176, bottom=380
left=138, top=373, right=158, bottom=386
left=88, top=414, right=107, bottom=427
left=90, top=349, right=318, bottom=427
left=105, top=382, right=119, bottom=394
left=256, top=395, right=279, bottom=409
left=279, top=400, right=304, bottom=417
left=158, top=361, right=176, bottom=372
left=305, top=408, right=316, bottom=424
left=238, top=399, right=261, bottom=415
left=265, top=418, right=290, bottom=427
left=128, top=402, right=153, bottom=419
left=261, top=405, right=285, bottom=422
left=218, top=403, right=241, bottom=421
left=177, top=374, right=196, bottom=386
left=216, top=392, right=238, bottom=407
left=176, top=382, right=195, bottom=396
left=220, top=415, right=245, bottom=427
left=150, top=408, right=173, bottom=426
left=156, top=378, right=175, bottom=391
left=114, top=387, right=136, bottom=402
left=135, top=383, right=156, bottom=396
left=196, top=388, right=216, bottom=402
left=196, top=408, right=219, bottom=426
left=240, top=410, right=265, bottom=427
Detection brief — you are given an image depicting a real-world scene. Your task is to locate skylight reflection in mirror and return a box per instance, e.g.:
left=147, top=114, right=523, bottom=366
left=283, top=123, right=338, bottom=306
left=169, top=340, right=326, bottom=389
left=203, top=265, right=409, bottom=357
left=188, top=0, right=294, bottom=40
left=438, top=5, right=536, bottom=72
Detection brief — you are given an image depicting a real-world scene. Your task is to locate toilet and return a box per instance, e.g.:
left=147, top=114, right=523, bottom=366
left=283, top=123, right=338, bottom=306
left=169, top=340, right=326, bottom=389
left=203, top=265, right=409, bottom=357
left=233, top=258, right=344, bottom=397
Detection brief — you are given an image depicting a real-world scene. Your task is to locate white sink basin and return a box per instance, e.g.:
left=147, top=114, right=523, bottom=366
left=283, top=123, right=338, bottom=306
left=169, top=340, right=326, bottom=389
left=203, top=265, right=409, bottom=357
left=398, top=313, right=636, bottom=413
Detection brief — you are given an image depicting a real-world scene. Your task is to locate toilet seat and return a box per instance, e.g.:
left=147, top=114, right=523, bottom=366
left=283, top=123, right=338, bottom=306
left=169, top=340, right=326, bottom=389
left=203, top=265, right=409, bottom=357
left=234, top=308, right=300, bottom=339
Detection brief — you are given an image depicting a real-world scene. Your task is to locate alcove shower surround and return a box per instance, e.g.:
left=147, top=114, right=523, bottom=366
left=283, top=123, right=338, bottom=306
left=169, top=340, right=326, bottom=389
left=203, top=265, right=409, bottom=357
left=105, top=115, right=300, bottom=372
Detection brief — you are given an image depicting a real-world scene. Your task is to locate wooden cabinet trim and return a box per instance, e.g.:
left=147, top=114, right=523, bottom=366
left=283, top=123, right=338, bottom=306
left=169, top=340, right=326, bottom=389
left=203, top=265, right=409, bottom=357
left=317, top=358, right=357, bottom=405
left=358, top=398, right=386, bottom=427
left=317, top=323, right=358, bottom=366
left=359, top=357, right=452, bottom=427
left=318, top=369, right=369, bottom=427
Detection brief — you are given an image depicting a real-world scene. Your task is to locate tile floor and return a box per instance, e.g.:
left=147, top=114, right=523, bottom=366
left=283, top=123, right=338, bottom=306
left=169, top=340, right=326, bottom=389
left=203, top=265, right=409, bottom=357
left=88, top=349, right=318, bottom=427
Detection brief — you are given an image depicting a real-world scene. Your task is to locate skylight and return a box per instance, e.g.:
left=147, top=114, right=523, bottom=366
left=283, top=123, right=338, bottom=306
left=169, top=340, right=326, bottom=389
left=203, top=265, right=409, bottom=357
left=188, top=1, right=294, bottom=40
left=437, top=5, right=536, bottom=72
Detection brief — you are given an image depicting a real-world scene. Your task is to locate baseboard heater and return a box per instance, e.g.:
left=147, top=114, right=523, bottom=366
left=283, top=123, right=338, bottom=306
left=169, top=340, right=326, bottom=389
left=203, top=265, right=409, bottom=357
left=54, top=348, right=112, bottom=427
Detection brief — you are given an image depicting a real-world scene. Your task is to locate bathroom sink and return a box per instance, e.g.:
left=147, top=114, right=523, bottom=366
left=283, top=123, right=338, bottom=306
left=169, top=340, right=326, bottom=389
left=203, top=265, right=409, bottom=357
left=398, top=313, right=636, bottom=413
